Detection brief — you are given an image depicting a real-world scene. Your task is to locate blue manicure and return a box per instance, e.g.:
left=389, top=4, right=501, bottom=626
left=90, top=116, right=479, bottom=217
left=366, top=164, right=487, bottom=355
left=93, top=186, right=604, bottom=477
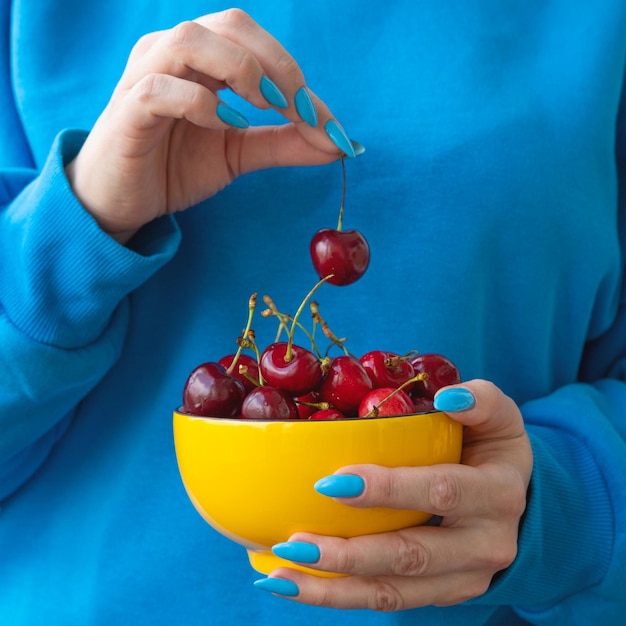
left=325, top=120, right=357, bottom=158
left=260, top=75, right=288, bottom=109
left=351, top=139, right=366, bottom=156
left=314, top=474, right=364, bottom=497
left=434, top=388, right=475, bottom=412
left=253, top=577, right=299, bottom=597
left=216, top=103, right=249, bottom=129
left=294, top=87, right=318, bottom=127
left=272, top=541, right=320, bottom=564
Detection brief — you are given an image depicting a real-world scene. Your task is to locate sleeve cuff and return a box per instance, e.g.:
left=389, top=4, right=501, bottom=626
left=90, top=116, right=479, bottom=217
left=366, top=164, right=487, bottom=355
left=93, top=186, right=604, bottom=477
left=0, top=129, right=181, bottom=348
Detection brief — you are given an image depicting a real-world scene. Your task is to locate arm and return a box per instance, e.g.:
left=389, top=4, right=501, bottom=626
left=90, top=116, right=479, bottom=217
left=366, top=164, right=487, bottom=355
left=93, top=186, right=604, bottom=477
left=0, top=9, right=352, bottom=500
left=0, top=129, right=181, bottom=500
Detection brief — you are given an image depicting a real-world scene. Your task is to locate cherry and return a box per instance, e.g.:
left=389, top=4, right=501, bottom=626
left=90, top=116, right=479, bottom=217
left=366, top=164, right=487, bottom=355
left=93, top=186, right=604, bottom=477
left=317, top=355, right=373, bottom=416
left=259, top=341, right=323, bottom=397
left=183, top=362, right=246, bottom=418
left=240, top=386, right=299, bottom=420
left=296, top=391, right=322, bottom=419
left=413, top=395, right=435, bottom=413
left=310, top=229, right=370, bottom=286
left=308, top=408, right=345, bottom=420
left=218, top=353, right=260, bottom=393
left=358, top=387, right=415, bottom=418
left=310, top=157, right=369, bottom=286
left=360, top=350, right=415, bottom=388
left=410, top=353, right=461, bottom=399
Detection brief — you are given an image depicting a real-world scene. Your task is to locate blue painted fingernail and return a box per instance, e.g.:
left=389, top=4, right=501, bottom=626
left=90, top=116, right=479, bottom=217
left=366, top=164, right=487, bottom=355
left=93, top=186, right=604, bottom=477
left=253, top=577, right=299, bottom=597
left=272, top=541, right=320, bottom=564
left=294, top=86, right=318, bottom=127
left=314, top=474, right=364, bottom=497
left=260, top=75, right=288, bottom=109
left=325, top=120, right=357, bottom=158
left=351, top=139, right=366, bottom=156
left=216, top=103, right=249, bottom=128
left=434, top=387, right=475, bottom=412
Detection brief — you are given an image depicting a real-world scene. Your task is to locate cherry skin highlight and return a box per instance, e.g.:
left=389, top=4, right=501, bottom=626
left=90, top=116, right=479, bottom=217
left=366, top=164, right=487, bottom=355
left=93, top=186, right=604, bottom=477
left=240, top=386, right=299, bottom=420
left=358, top=387, right=415, bottom=418
left=317, top=355, right=373, bottom=416
left=310, top=228, right=370, bottom=286
left=410, top=353, right=461, bottom=400
left=360, top=350, right=415, bottom=388
left=218, top=353, right=260, bottom=394
left=183, top=362, right=246, bottom=418
left=259, top=342, right=323, bottom=397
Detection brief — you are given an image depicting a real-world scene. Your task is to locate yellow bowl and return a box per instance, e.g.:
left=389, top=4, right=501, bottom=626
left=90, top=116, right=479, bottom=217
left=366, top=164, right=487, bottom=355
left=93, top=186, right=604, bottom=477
left=173, top=410, right=462, bottom=576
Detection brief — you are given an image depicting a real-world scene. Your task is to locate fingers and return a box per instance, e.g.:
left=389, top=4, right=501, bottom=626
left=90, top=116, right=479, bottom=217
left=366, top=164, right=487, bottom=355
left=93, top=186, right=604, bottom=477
left=259, top=568, right=492, bottom=611
left=117, top=9, right=352, bottom=156
left=275, top=522, right=517, bottom=579
left=324, top=462, right=526, bottom=519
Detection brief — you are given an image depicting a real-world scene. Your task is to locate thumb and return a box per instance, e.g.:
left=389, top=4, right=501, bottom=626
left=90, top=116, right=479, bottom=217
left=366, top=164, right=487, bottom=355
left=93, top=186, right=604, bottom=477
left=434, top=379, right=525, bottom=440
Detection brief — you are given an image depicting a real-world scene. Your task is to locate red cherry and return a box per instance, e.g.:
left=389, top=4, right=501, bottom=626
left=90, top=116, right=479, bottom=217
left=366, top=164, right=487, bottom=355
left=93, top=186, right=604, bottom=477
left=259, top=342, right=323, bottom=397
left=182, top=362, right=246, bottom=418
left=218, top=353, right=260, bottom=393
left=317, top=355, right=373, bottom=416
left=308, top=408, right=345, bottom=420
left=296, top=391, right=320, bottom=419
left=358, top=387, right=415, bottom=418
left=413, top=396, right=435, bottom=413
left=240, top=386, right=299, bottom=420
left=310, top=228, right=370, bottom=286
left=359, top=350, right=415, bottom=388
left=409, top=353, right=461, bottom=400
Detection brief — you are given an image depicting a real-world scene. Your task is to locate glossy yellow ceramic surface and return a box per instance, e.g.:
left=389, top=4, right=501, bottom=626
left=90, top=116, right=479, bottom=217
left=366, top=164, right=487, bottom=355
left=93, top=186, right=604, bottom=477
left=173, top=410, right=462, bottom=576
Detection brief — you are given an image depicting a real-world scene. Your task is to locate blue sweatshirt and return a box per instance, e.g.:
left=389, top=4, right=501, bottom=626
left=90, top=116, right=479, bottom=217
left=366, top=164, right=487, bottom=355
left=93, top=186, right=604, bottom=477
left=1, top=1, right=625, bottom=624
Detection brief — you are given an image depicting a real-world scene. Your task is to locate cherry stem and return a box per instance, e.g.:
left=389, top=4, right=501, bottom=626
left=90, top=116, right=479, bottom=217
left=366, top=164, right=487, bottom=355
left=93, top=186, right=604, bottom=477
left=285, top=274, right=333, bottom=362
left=296, top=399, right=331, bottom=411
left=364, top=372, right=428, bottom=418
left=310, top=300, right=349, bottom=356
left=336, top=156, right=346, bottom=232
left=226, top=293, right=257, bottom=377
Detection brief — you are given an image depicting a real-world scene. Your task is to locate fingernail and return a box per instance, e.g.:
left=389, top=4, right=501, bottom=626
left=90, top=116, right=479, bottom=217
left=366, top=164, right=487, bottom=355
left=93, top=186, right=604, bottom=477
left=325, top=120, right=357, bottom=158
left=294, top=86, right=318, bottom=127
left=434, top=387, right=475, bottom=412
left=216, top=103, right=249, bottom=128
left=351, top=139, right=366, bottom=156
left=314, top=474, right=364, bottom=497
left=260, top=75, right=288, bottom=109
left=272, top=541, right=320, bottom=564
left=253, top=577, right=299, bottom=597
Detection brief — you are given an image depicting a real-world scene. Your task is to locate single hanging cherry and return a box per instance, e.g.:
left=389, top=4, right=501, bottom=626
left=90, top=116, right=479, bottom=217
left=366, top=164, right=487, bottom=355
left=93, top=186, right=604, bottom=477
left=310, top=157, right=370, bottom=286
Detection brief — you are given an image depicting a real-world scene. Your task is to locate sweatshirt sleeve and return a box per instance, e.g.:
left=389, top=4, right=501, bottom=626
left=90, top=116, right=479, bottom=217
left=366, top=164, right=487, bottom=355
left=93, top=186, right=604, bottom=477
left=468, top=91, right=626, bottom=623
left=0, top=129, right=181, bottom=500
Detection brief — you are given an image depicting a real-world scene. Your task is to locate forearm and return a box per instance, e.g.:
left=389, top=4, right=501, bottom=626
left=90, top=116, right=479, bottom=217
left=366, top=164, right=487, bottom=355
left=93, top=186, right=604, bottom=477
left=0, top=130, right=181, bottom=498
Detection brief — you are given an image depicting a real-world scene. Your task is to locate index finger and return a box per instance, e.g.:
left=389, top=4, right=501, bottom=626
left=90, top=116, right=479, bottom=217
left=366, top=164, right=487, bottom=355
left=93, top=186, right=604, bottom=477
left=197, top=10, right=354, bottom=154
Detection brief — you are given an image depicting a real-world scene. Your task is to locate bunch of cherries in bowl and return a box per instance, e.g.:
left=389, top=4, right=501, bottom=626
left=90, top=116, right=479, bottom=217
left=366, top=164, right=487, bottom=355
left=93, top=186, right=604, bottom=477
left=181, top=159, right=460, bottom=420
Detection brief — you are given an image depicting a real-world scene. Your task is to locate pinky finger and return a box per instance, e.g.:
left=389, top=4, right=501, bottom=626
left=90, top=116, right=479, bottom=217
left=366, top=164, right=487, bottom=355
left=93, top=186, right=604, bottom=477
left=122, top=72, right=249, bottom=130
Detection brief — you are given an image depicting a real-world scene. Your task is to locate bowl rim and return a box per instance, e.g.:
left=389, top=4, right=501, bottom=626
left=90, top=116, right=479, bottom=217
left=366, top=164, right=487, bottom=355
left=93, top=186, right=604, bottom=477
left=174, top=407, right=441, bottom=423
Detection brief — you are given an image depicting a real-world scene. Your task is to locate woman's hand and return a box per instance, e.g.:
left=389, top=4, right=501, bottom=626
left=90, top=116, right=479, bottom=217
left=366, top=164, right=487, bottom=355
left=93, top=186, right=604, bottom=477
left=65, top=9, right=353, bottom=244
left=256, top=379, right=533, bottom=611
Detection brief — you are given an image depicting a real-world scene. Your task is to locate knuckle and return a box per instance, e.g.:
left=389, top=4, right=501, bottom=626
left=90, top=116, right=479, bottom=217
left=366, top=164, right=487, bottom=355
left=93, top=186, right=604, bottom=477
left=480, top=532, right=518, bottom=572
left=332, top=542, right=358, bottom=573
left=368, top=580, right=405, bottom=612
left=134, top=73, right=162, bottom=103
left=428, top=472, right=461, bottom=513
left=273, top=54, right=301, bottom=80
left=169, top=20, right=200, bottom=50
left=392, top=533, right=431, bottom=576
left=217, top=8, right=253, bottom=29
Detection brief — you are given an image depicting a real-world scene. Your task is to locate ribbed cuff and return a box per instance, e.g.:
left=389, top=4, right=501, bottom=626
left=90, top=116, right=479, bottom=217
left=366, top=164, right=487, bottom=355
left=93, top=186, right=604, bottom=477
left=0, top=129, right=181, bottom=348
